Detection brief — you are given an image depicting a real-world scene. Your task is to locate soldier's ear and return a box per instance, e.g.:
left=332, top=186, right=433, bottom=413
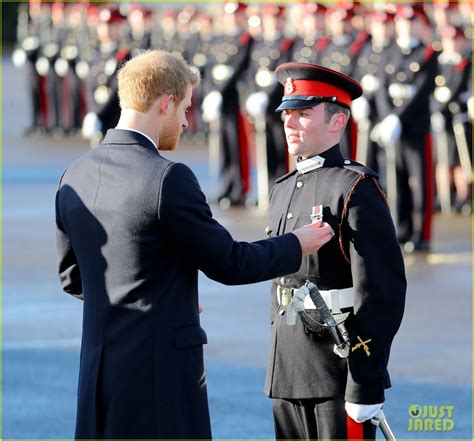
left=329, top=112, right=348, bottom=133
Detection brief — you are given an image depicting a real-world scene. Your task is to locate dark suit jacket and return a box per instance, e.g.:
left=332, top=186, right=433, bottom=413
left=55, top=129, right=302, bottom=439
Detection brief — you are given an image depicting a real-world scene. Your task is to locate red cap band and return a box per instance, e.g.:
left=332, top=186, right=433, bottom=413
left=285, top=79, right=352, bottom=107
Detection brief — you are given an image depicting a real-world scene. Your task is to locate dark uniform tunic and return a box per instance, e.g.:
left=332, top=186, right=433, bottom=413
left=264, top=144, right=406, bottom=439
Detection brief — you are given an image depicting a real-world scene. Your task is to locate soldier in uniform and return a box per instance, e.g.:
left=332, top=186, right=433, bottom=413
left=432, top=25, right=472, bottom=214
left=264, top=62, right=406, bottom=440
left=126, top=4, right=153, bottom=56
left=152, top=9, right=180, bottom=54
left=82, top=6, right=129, bottom=146
left=12, top=0, right=51, bottom=134
left=202, top=2, right=254, bottom=207
left=374, top=5, right=439, bottom=251
left=291, top=3, right=329, bottom=65
left=192, top=11, right=215, bottom=141
left=58, top=2, right=89, bottom=134
left=322, top=5, right=363, bottom=159
left=38, top=1, right=67, bottom=134
left=245, top=4, right=294, bottom=186
left=351, top=8, right=396, bottom=174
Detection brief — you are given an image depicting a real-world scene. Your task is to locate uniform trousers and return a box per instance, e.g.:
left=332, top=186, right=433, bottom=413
left=396, top=131, right=434, bottom=245
left=272, top=396, right=376, bottom=440
left=218, top=106, right=247, bottom=203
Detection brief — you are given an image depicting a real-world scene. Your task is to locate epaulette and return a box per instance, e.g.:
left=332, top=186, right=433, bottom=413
left=342, top=160, right=379, bottom=178
left=275, top=169, right=297, bottom=184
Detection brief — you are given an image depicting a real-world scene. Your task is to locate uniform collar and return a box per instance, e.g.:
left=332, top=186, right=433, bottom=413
left=296, top=144, right=345, bottom=174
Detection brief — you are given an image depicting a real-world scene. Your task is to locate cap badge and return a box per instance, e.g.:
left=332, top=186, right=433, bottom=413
left=285, top=77, right=295, bottom=94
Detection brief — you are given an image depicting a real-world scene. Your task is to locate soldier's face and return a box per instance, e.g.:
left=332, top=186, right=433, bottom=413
left=159, top=85, right=192, bottom=151
left=283, top=104, right=329, bottom=158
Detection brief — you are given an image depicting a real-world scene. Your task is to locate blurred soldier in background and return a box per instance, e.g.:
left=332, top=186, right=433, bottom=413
left=58, top=2, right=89, bottom=134
left=321, top=4, right=362, bottom=159
left=432, top=25, right=472, bottom=214
left=126, top=4, right=153, bottom=57
left=202, top=2, right=254, bottom=208
left=81, top=6, right=129, bottom=147
left=12, top=0, right=51, bottom=135
left=246, top=4, right=294, bottom=189
left=152, top=9, right=179, bottom=54
left=374, top=4, right=439, bottom=252
left=291, top=3, right=329, bottom=65
left=351, top=8, right=396, bottom=175
left=192, top=11, right=215, bottom=141
left=36, top=1, right=66, bottom=135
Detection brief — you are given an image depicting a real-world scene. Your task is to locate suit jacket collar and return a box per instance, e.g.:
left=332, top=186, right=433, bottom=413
left=102, top=129, right=161, bottom=156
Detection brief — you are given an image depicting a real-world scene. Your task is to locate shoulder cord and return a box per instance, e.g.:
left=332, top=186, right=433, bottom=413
left=337, top=176, right=390, bottom=264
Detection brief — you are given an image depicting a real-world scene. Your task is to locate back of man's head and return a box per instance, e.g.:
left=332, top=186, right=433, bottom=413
left=117, top=50, right=200, bottom=113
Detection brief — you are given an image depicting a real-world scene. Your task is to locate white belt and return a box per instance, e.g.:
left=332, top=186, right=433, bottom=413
left=277, top=285, right=354, bottom=314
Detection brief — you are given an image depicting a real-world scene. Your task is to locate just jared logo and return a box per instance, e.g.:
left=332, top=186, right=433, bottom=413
left=408, top=404, right=455, bottom=431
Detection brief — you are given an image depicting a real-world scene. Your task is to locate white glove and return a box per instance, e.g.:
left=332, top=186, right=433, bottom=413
left=369, top=122, right=381, bottom=144
left=431, top=111, right=445, bottom=132
left=345, top=402, right=383, bottom=423
left=351, top=96, right=370, bottom=122
left=468, top=96, right=472, bottom=120
left=82, top=112, right=102, bottom=139
left=245, top=91, right=269, bottom=118
left=202, top=91, right=223, bottom=122
left=380, top=114, right=401, bottom=147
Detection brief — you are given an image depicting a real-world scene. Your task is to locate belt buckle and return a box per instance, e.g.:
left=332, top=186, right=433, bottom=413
left=277, top=286, right=293, bottom=309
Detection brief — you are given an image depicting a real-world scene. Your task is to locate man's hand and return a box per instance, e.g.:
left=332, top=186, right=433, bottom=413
left=291, top=222, right=334, bottom=256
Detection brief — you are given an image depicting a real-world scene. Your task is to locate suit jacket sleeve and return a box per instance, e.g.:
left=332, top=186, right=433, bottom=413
left=159, top=163, right=302, bottom=285
left=344, top=178, right=406, bottom=403
left=55, top=174, right=84, bottom=299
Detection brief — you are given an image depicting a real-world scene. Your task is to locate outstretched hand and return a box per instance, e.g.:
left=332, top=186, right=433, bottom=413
left=292, top=222, right=334, bottom=256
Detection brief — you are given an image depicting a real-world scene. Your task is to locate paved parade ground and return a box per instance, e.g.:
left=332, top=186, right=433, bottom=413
left=2, top=55, right=472, bottom=439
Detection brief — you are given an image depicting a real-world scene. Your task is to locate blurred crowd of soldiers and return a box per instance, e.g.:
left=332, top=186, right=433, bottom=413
left=12, top=0, right=473, bottom=251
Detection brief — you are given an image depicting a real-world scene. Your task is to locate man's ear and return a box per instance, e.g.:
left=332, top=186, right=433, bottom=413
left=159, top=95, right=174, bottom=114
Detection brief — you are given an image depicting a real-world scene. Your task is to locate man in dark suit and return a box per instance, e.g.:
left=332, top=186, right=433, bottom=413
left=55, top=50, right=334, bottom=440
left=264, top=62, right=406, bottom=439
